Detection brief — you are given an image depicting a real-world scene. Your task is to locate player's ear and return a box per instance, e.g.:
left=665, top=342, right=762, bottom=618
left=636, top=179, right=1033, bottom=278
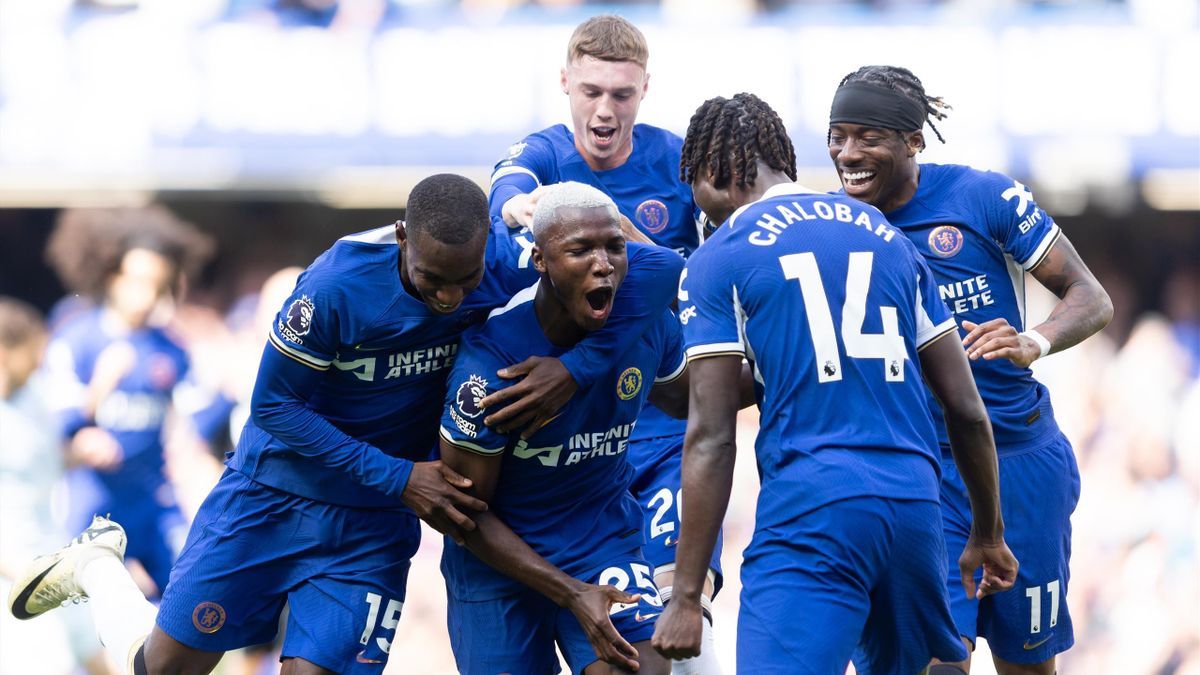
left=560, top=66, right=570, bottom=95
left=532, top=245, right=547, bottom=274
left=394, top=220, right=407, bottom=246
left=641, top=70, right=650, bottom=99
left=906, top=130, right=925, bottom=156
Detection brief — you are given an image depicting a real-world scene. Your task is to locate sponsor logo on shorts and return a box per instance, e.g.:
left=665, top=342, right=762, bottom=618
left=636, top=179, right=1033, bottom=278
left=928, top=225, right=963, bottom=258
left=192, top=601, right=226, bottom=634
left=1023, top=634, right=1053, bottom=650
left=356, top=650, right=384, bottom=664
left=617, top=367, right=642, bottom=401
left=636, top=199, right=669, bottom=235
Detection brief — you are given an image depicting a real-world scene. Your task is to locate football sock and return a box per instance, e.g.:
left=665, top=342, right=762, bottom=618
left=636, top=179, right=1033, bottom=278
left=660, top=587, right=722, bottom=675
left=77, top=555, right=158, bottom=673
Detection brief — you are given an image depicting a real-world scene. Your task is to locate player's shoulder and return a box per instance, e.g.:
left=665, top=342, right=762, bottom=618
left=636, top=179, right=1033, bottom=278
left=921, top=162, right=1018, bottom=203
left=633, top=123, right=683, bottom=151
left=308, top=225, right=398, bottom=285
left=463, top=284, right=539, bottom=359
left=51, top=307, right=102, bottom=344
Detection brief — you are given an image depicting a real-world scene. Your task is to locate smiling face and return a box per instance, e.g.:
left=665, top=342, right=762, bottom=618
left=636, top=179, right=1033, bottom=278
left=828, top=122, right=923, bottom=213
left=533, top=206, right=628, bottom=332
left=561, top=56, right=648, bottom=171
left=399, top=226, right=486, bottom=315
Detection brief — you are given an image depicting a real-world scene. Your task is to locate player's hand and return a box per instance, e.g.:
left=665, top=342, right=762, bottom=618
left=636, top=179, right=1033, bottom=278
left=500, top=186, right=550, bottom=229
left=958, top=535, right=1019, bottom=599
left=565, top=582, right=643, bottom=671
left=651, top=595, right=703, bottom=660
left=70, top=426, right=124, bottom=471
left=479, top=356, right=578, bottom=439
left=961, top=319, right=1041, bottom=368
left=401, top=460, right=488, bottom=545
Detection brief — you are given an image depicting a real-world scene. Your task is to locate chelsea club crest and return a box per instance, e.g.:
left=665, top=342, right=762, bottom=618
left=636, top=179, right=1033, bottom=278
left=928, top=225, right=964, bottom=258
left=617, top=367, right=642, bottom=401
left=635, top=199, right=669, bottom=235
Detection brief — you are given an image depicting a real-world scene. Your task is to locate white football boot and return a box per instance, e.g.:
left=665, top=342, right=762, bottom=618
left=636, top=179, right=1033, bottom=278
left=8, top=515, right=127, bottom=619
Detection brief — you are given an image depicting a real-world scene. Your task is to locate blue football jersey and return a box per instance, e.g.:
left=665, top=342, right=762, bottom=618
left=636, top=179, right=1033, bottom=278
left=490, top=123, right=695, bottom=443
left=44, top=309, right=189, bottom=497
left=680, top=183, right=956, bottom=527
left=439, top=287, right=686, bottom=601
left=881, top=164, right=1063, bottom=454
left=228, top=224, right=531, bottom=508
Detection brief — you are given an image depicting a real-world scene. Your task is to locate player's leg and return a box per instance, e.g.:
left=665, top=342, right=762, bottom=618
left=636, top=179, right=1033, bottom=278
left=981, top=435, right=1080, bottom=675
left=560, top=555, right=670, bottom=675
left=446, top=586, right=559, bottom=675
left=853, top=499, right=968, bottom=675
left=630, top=437, right=724, bottom=674
left=277, top=504, right=421, bottom=673
left=278, top=658, right=337, bottom=675
left=930, top=458, right=981, bottom=672
left=736, top=499, right=886, bottom=675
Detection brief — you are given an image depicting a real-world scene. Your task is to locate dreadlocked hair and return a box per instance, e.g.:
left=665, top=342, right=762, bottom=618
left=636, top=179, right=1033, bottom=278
left=680, top=92, right=797, bottom=190
left=838, top=65, right=952, bottom=145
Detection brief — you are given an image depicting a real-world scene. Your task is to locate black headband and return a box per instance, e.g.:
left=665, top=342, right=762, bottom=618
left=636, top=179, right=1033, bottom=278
left=829, top=82, right=926, bottom=132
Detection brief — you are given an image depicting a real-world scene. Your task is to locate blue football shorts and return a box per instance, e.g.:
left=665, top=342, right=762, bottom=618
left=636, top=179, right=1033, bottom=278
left=939, top=432, right=1080, bottom=664
left=447, top=551, right=664, bottom=675
left=740, top=496, right=967, bottom=675
left=156, top=469, right=420, bottom=673
left=628, top=434, right=724, bottom=595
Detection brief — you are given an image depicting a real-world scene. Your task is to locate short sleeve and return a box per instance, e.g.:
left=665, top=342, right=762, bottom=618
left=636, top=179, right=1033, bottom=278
left=679, top=246, right=746, bottom=361
left=655, top=310, right=687, bottom=383
left=979, top=171, right=1061, bottom=271
left=438, top=331, right=514, bottom=456
left=266, top=267, right=339, bottom=371
left=913, top=253, right=957, bottom=350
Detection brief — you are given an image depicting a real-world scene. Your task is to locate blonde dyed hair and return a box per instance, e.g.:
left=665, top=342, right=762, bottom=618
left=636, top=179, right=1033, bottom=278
left=567, top=15, right=648, bottom=68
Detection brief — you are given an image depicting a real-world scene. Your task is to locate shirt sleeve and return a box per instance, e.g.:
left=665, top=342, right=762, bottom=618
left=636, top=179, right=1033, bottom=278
left=488, top=134, right=557, bottom=225
left=679, top=246, right=746, bottom=361
left=979, top=171, right=1062, bottom=271
left=655, top=310, right=687, bottom=383
left=250, top=345, right=414, bottom=500
left=439, top=331, right=514, bottom=456
left=558, top=243, right=686, bottom=386
left=913, top=253, right=958, bottom=350
left=42, top=335, right=89, bottom=437
left=266, top=266, right=339, bottom=371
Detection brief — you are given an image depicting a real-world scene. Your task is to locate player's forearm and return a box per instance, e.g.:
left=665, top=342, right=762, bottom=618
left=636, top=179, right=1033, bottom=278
left=463, top=511, right=584, bottom=607
left=1029, top=237, right=1113, bottom=355
left=673, top=428, right=734, bottom=602
left=560, top=245, right=684, bottom=386
left=944, top=411, right=1004, bottom=542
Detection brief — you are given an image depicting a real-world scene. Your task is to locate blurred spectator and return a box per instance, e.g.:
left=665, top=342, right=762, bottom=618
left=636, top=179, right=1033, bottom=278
left=0, top=297, right=112, bottom=675
left=41, top=206, right=215, bottom=597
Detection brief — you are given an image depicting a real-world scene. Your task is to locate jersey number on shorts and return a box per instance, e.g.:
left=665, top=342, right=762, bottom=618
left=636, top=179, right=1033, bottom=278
left=648, top=488, right=682, bottom=540
left=599, top=563, right=662, bottom=614
left=779, top=251, right=905, bottom=384
left=1024, top=580, right=1061, bottom=634
left=360, top=592, right=403, bottom=654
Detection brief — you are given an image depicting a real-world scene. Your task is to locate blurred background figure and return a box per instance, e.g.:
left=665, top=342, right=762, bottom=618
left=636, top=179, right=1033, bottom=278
left=0, top=297, right=113, bottom=675
left=41, top=206, right=216, bottom=598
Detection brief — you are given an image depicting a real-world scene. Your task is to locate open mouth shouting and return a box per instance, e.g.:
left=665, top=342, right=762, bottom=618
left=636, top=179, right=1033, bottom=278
left=583, top=285, right=614, bottom=323
left=590, top=125, right=617, bottom=150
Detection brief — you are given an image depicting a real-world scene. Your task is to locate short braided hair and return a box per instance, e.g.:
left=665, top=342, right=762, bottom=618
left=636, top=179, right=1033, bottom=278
left=680, top=92, right=797, bottom=190
left=836, top=65, right=952, bottom=145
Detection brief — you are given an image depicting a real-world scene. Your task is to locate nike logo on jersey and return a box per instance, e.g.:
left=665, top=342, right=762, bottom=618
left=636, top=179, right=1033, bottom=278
left=1023, top=635, right=1053, bottom=651
left=634, top=610, right=661, bottom=623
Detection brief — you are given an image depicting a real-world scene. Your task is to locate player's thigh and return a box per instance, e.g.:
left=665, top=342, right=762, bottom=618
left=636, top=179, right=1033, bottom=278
left=855, top=500, right=968, bottom=675
left=737, top=499, right=890, bottom=674
left=282, top=511, right=420, bottom=674
left=978, top=437, right=1079, bottom=665
left=629, top=436, right=724, bottom=591
left=558, top=555, right=665, bottom=675
left=155, top=471, right=308, bottom=654
left=279, top=657, right=338, bottom=675
left=447, top=589, right=559, bottom=675
left=992, top=655, right=1057, bottom=675
left=141, top=624, right=224, bottom=675
left=580, top=640, right=670, bottom=675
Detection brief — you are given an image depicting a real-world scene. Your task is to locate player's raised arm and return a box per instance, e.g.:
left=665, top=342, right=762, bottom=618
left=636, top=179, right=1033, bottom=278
left=480, top=242, right=685, bottom=436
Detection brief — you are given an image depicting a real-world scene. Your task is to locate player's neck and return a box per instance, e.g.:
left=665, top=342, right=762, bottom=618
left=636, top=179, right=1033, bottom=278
left=745, top=170, right=794, bottom=205
left=533, top=281, right=586, bottom=348
left=576, top=138, right=633, bottom=172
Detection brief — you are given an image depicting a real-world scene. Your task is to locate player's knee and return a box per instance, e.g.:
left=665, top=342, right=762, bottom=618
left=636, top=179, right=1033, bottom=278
left=140, top=628, right=223, bottom=675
